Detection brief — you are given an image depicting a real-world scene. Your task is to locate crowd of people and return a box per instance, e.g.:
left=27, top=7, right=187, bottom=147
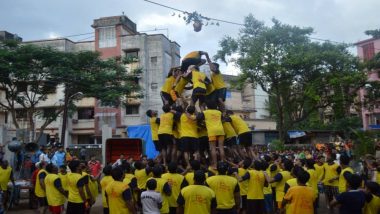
left=0, top=51, right=380, bottom=214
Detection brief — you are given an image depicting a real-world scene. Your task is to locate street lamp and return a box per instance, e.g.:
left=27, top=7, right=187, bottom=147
left=60, top=92, right=83, bottom=149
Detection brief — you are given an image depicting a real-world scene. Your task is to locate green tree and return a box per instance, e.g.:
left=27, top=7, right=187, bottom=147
left=0, top=41, right=140, bottom=143
left=214, top=15, right=365, bottom=143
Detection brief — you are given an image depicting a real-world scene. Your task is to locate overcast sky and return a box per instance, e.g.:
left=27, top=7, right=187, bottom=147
left=1, top=0, right=379, bottom=74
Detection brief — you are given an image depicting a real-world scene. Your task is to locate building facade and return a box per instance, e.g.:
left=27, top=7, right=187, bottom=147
left=356, top=37, right=380, bottom=130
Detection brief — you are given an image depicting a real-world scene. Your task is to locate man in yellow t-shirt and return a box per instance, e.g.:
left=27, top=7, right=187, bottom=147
left=179, top=106, right=199, bottom=167
left=197, top=101, right=225, bottom=168
left=162, top=162, right=187, bottom=214
left=45, top=163, right=67, bottom=214
left=160, top=68, right=178, bottom=106
left=146, top=110, right=161, bottom=156
left=158, top=104, right=175, bottom=166
left=100, top=165, right=114, bottom=214
left=269, top=159, right=294, bottom=209
left=282, top=170, right=316, bottom=214
left=235, top=158, right=251, bottom=213
left=35, top=161, right=48, bottom=213
left=177, top=170, right=216, bottom=214
left=226, top=110, right=253, bottom=159
left=322, top=156, right=340, bottom=206
left=210, top=63, right=227, bottom=112
left=237, top=160, right=267, bottom=213
left=207, top=162, right=240, bottom=213
left=222, top=115, right=239, bottom=158
left=66, top=160, right=88, bottom=214
left=338, top=155, right=353, bottom=193
left=0, top=160, right=14, bottom=209
left=188, top=65, right=208, bottom=110
left=105, top=167, right=135, bottom=214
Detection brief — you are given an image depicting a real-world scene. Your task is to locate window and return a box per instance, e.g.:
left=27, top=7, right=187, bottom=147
left=125, top=50, right=138, bottom=58
left=16, top=82, right=27, bottom=92
left=150, top=56, right=157, bottom=65
left=78, top=108, right=94, bottom=120
left=99, top=27, right=116, bottom=48
left=15, top=109, right=27, bottom=119
left=4, top=112, right=7, bottom=124
left=362, top=42, right=375, bottom=61
left=43, top=108, right=56, bottom=118
left=125, top=104, right=139, bottom=115
left=78, top=135, right=94, bottom=144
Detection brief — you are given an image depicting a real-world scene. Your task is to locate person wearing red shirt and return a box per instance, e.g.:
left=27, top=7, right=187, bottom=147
left=87, top=156, right=102, bottom=178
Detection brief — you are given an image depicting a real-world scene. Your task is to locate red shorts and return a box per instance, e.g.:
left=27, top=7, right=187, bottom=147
left=49, top=205, right=63, bottom=214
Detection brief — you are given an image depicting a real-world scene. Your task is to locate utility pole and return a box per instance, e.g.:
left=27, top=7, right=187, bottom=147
left=60, top=91, right=83, bottom=148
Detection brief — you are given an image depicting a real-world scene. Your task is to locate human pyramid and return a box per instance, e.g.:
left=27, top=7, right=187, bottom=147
left=147, top=50, right=255, bottom=169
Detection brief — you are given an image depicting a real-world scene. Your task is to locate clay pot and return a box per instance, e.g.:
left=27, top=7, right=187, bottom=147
left=193, top=20, right=203, bottom=32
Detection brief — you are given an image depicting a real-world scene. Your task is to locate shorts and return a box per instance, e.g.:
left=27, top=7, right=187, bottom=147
left=180, top=137, right=199, bottom=152
left=181, top=58, right=202, bottom=72
left=37, top=196, right=48, bottom=207
left=216, top=88, right=227, bottom=101
left=324, top=185, right=338, bottom=202
left=103, top=208, right=109, bottom=214
left=153, top=140, right=161, bottom=152
left=247, top=199, right=265, bottom=214
left=199, top=136, right=209, bottom=152
left=224, top=137, right=237, bottom=147
left=209, top=135, right=225, bottom=142
left=238, top=132, right=252, bottom=147
left=264, top=194, right=273, bottom=213
left=206, top=91, right=218, bottom=104
left=192, top=87, right=206, bottom=104
left=66, top=202, right=85, bottom=214
left=241, top=195, right=247, bottom=210
left=215, top=208, right=237, bottom=214
left=160, top=91, right=174, bottom=105
left=158, top=134, right=173, bottom=150
left=49, top=205, right=64, bottom=214
left=169, top=207, right=177, bottom=214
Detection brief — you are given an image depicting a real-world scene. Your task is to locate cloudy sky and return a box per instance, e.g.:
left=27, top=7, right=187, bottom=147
left=1, top=0, right=379, bottom=74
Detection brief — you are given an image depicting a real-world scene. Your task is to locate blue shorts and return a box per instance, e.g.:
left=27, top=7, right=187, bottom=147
left=264, top=194, right=273, bottom=213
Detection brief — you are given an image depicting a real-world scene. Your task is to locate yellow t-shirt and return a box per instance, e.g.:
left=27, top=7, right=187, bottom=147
left=162, top=173, right=185, bottom=208
left=147, top=177, right=170, bottom=213
left=192, top=70, right=206, bottom=90
left=185, top=171, right=209, bottom=186
left=35, top=169, right=47, bottom=197
left=223, top=121, right=237, bottom=139
left=246, top=169, right=265, bottom=200
left=263, top=169, right=272, bottom=195
left=307, top=169, right=318, bottom=196
left=150, top=117, right=159, bottom=141
left=174, top=77, right=188, bottom=95
left=101, top=175, right=114, bottom=208
left=211, top=73, right=226, bottom=89
left=314, top=163, right=324, bottom=182
left=286, top=178, right=298, bottom=191
left=68, top=172, right=85, bottom=203
left=276, top=171, right=292, bottom=202
left=206, top=175, right=238, bottom=209
left=230, top=115, right=250, bottom=135
left=134, top=169, right=151, bottom=190
left=323, top=163, right=339, bottom=187
left=105, top=180, right=132, bottom=214
left=180, top=185, right=215, bottom=214
left=58, top=172, right=68, bottom=191
left=183, top=51, right=201, bottom=60
left=238, top=168, right=249, bottom=196
left=364, top=194, right=380, bottom=214
left=161, top=76, right=176, bottom=94
left=158, top=112, right=174, bottom=135
left=283, top=186, right=316, bottom=214
left=203, top=110, right=225, bottom=137
left=45, top=174, right=66, bottom=206
left=180, top=114, right=198, bottom=138
left=89, top=177, right=99, bottom=199
left=338, top=167, right=354, bottom=193
left=0, top=166, right=12, bottom=191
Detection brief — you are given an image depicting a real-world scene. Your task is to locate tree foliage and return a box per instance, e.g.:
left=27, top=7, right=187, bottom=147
left=215, top=14, right=366, bottom=143
left=365, top=29, right=380, bottom=39
left=0, top=41, right=140, bottom=143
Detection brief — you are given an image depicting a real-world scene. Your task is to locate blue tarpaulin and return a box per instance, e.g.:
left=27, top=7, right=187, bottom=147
left=126, top=125, right=158, bottom=159
left=287, top=131, right=306, bottom=138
